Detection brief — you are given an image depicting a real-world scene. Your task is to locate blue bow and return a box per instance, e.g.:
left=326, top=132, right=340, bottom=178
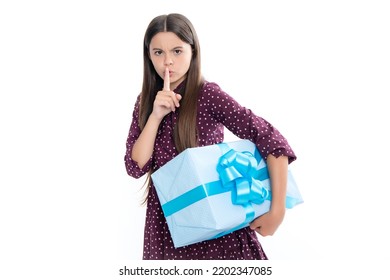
left=217, top=148, right=270, bottom=207
left=210, top=147, right=271, bottom=239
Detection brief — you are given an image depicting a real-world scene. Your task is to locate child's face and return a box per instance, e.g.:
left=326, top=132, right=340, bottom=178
left=149, top=32, right=192, bottom=90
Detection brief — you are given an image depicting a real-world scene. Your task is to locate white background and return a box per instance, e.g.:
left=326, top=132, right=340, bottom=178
left=1, top=0, right=389, bottom=279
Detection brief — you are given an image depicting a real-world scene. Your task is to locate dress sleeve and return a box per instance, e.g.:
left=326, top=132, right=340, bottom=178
left=203, top=82, right=297, bottom=164
left=124, top=95, right=153, bottom=178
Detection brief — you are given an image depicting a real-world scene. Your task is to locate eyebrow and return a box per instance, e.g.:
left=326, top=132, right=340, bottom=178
left=151, top=46, right=184, bottom=51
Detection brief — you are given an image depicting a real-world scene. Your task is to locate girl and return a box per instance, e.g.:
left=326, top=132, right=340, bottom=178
left=124, top=13, right=296, bottom=260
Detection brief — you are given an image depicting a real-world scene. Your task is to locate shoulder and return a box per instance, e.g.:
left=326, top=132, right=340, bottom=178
left=199, top=81, right=237, bottom=103
left=199, top=81, right=227, bottom=100
left=198, top=81, right=240, bottom=113
left=200, top=81, right=223, bottom=94
left=129, top=93, right=142, bottom=116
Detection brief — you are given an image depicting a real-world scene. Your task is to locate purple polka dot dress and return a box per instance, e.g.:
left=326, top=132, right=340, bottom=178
left=124, top=81, right=296, bottom=260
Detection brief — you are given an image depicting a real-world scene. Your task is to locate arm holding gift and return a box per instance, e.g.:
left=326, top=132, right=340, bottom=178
left=203, top=82, right=296, bottom=236
left=250, top=154, right=288, bottom=236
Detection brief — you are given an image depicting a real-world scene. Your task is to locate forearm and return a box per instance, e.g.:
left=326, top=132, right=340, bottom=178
left=131, top=114, right=161, bottom=168
left=266, top=154, right=288, bottom=212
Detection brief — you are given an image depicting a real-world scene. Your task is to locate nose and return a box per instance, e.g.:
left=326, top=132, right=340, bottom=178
left=164, top=54, right=173, bottom=66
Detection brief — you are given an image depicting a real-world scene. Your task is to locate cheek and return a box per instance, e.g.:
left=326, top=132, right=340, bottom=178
left=184, top=56, right=192, bottom=71
left=179, top=53, right=192, bottom=69
left=150, top=57, right=159, bottom=67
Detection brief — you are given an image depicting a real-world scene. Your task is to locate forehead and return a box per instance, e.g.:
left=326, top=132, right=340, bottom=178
left=149, top=32, right=189, bottom=49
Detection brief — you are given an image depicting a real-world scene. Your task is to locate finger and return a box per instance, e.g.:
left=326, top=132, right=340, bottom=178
left=163, top=67, right=170, bottom=91
left=156, top=92, right=176, bottom=112
left=163, top=100, right=176, bottom=112
left=250, top=223, right=260, bottom=231
left=249, top=219, right=261, bottom=230
left=255, top=227, right=264, bottom=236
left=173, top=93, right=181, bottom=108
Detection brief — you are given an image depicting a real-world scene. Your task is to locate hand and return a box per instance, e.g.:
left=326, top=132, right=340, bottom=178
left=249, top=208, right=285, bottom=236
left=151, top=67, right=182, bottom=120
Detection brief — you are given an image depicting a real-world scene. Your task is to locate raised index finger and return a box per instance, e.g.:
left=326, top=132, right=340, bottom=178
left=163, top=67, right=170, bottom=91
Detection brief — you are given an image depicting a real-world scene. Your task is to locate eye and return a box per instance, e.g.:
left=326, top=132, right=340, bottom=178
left=154, top=50, right=163, bottom=56
left=174, top=49, right=182, bottom=55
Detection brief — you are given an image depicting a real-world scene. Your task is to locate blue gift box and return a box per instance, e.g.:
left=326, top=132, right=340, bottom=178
left=151, top=139, right=303, bottom=248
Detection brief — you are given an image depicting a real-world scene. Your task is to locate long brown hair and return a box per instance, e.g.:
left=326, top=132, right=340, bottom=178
left=139, top=14, right=204, bottom=202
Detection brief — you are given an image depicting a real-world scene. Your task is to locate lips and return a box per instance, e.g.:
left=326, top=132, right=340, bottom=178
left=164, top=69, right=173, bottom=75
